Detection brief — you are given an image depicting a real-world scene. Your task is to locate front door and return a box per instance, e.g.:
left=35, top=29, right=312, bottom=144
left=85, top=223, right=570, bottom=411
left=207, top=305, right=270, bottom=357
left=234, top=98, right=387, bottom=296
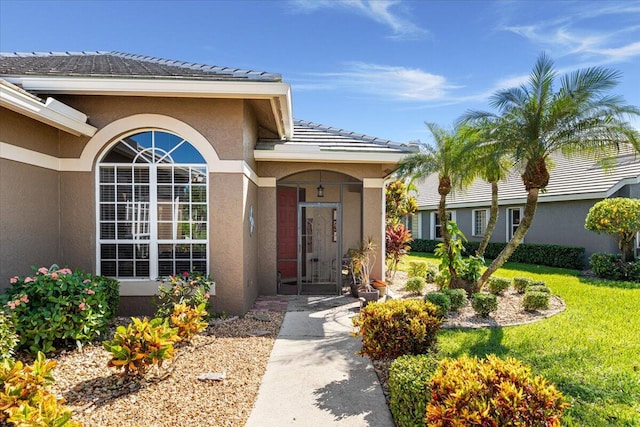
left=298, top=203, right=341, bottom=295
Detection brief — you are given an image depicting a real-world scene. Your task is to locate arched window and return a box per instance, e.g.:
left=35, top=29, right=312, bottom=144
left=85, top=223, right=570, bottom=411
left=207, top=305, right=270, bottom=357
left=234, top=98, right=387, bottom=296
left=97, top=130, right=208, bottom=279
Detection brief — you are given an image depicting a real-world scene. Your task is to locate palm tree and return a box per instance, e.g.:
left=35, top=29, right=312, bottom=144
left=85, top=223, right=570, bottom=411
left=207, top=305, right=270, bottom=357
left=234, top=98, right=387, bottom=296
left=396, top=122, right=475, bottom=285
left=463, top=53, right=640, bottom=287
left=467, top=128, right=511, bottom=257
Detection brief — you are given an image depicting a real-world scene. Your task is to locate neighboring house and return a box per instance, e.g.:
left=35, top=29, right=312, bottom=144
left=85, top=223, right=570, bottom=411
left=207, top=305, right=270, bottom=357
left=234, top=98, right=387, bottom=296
left=409, top=146, right=640, bottom=260
left=0, top=51, right=414, bottom=315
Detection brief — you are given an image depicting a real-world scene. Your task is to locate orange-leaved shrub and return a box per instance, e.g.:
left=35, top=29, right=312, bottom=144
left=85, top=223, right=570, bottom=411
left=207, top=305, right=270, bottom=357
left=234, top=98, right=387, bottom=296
left=103, top=317, right=179, bottom=376
left=352, top=299, right=441, bottom=360
left=0, top=352, right=81, bottom=426
left=426, top=355, right=569, bottom=427
left=170, top=302, right=208, bottom=340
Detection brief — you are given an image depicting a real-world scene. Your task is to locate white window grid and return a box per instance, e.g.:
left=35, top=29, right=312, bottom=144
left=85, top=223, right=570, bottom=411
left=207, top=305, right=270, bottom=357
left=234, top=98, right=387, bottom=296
left=96, top=131, right=208, bottom=280
left=506, top=207, right=523, bottom=241
left=472, top=209, right=488, bottom=237
left=430, top=211, right=456, bottom=240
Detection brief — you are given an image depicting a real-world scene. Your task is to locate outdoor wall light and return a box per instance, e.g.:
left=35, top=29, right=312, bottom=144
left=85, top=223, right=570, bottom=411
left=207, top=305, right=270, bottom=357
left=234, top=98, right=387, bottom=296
left=317, top=171, right=324, bottom=197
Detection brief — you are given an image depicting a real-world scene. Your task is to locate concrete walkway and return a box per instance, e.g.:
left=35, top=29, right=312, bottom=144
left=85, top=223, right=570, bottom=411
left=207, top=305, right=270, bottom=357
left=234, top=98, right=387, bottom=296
left=246, top=295, right=395, bottom=427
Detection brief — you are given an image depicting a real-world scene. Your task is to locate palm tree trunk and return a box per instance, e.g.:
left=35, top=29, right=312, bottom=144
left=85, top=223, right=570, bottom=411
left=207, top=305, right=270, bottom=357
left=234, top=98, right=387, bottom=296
left=478, top=188, right=540, bottom=288
left=438, top=194, right=458, bottom=280
left=477, top=181, right=499, bottom=257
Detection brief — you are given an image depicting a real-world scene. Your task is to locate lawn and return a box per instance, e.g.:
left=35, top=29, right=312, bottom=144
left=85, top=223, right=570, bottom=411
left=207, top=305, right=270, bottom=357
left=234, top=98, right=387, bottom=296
left=401, top=253, right=640, bottom=426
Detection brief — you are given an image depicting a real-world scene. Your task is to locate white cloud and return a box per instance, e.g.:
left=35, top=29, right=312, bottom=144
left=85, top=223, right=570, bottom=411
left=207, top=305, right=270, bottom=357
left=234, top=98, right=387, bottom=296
left=500, top=3, right=640, bottom=63
left=288, top=0, right=428, bottom=40
left=296, top=62, right=458, bottom=101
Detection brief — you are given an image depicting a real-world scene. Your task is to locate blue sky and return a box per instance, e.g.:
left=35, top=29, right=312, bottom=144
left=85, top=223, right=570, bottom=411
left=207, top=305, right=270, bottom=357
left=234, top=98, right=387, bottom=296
left=1, top=0, right=639, bottom=144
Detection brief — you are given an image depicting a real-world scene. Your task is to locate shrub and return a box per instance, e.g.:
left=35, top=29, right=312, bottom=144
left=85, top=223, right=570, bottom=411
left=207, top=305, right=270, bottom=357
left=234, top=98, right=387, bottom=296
left=426, top=355, right=569, bottom=426
left=530, top=280, right=546, bottom=287
left=103, top=317, right=179, bottom=376
left=487, top=277, right=510, bottom=295
left=352, top=299, right=442, bottom=360
left=407, top=261, right=428, bottom=279
left=471, top=293, right=498, bottom=317
left=155, top=271, right=214, bottom=318
left=389, top=354, right=439, bottom=427
left=585, top=197, right=640, bottom=262
left=0, top=352, right=81, bottom=426
left=527, top=285, right=551, bottom=294
left=0, top=312, right=17, bottom=361
left=434, top=273, right=448, bottom=290
left=513, top=277, right=533, bottom=294
left=523, top=291, right=551, bottom=311
left=170, top=302, right=208, bottom=340
left=424, top=292, right=451, bottom=317
left=2, top=265, right=119, bottom=354
left=410, top=239, right=585, bottom=269
left=442, top=288, right=467, bottom=311
left=590, top=253, right=640, bottom=282
left=405, top=277, right=426, bottom=294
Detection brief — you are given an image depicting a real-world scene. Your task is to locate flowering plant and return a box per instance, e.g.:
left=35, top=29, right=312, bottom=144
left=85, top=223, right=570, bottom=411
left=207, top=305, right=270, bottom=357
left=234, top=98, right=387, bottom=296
left=154, top=271, right=214, bottom=319
left=1, top=265, right=119, bottom=354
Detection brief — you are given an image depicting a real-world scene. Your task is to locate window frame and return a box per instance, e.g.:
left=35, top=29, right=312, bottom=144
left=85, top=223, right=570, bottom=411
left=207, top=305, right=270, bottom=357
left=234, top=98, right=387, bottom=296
left=430, top=211, right=456, bottom=240
left=96, top=130, right=209, bottom=283
left=472, top=209, right=489, bottom=237
left=506, top=207, right=523, bottom=241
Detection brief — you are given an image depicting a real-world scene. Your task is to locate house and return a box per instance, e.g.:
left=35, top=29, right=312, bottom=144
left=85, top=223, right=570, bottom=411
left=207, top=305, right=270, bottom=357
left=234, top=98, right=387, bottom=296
left=0, top=51, right=414, bottom=315
left=408, top=146, right=640, bottom=260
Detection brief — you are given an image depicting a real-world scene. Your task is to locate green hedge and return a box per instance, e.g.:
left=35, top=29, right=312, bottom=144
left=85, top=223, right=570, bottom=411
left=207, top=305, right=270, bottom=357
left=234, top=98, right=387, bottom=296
left=389, top=354, right=439, bottom=427
left=410, top=239, right=585, bottom=270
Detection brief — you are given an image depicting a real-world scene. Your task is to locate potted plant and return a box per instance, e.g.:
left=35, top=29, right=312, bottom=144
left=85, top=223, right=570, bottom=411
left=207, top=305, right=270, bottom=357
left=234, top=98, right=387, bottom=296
left=351, top=238, right=380, bottom=305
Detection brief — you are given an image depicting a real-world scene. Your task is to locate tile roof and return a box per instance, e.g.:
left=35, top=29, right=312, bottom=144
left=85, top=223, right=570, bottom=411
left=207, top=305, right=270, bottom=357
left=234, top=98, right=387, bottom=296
left=414, top=145, right=640, bottom=208
left=257, top=119, right=417, bottom=153
left=0, top=51, right=282, bottom=82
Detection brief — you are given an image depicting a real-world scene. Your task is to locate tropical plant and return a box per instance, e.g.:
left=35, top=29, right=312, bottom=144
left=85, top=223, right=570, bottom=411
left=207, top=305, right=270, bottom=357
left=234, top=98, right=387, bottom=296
left=585, top=197, right=640, bottom=261
left=351, top=238, right=377, bottom=291
left=0, top=352, right=81, bottom=426
left=2, top=265, right=119, bottom=354
left=463, top=53, right=640, bottom=288
left=396, top=122, right=476, bottom=285
left=434, top=221, right=482, bottom=294
left=0, top=312, right=17, bottom=361
left=169, top=302, right=208, bottom=340
left=103, top=317, right=179, bottom=376
left=155, top=271, right=214, bottom=319
left=385, top=223, right=412, bottom=283
left=427, top=355, right=569, bottom=426
left=385, top=180, right=418, bottom=226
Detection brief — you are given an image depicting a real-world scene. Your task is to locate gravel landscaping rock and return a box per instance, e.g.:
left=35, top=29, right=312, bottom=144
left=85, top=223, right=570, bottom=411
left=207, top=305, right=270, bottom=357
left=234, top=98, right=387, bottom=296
left=47, top=312, right=284, bottom=427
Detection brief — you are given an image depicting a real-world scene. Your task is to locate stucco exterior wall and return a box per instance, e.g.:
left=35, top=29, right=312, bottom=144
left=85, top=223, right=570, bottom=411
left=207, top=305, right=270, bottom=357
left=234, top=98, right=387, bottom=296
left=257, top=186, right=277, bottom=295
left=0, top=160, right=60, bottom=288
left=362, top=186, right=385, bottom=281
left=54, top=95, right=246, bottom=161
left=243, top=177, right=259, bottom=313
left=0, top=108, right=61, bottom=156
left=59, top=171, right=95, bottom=272
left=209, top=172, right=247, bottom=314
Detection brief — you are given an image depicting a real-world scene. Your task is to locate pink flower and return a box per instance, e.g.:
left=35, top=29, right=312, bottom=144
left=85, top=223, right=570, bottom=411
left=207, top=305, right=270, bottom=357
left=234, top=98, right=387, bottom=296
left=9, top=277, right=18, bottom=284
left=20, top=295, right=28, bottom=303
left=7, top=302, right=15, bottom=309
left=86, top=289, right=95, bottom=295
left=38, top=267, right=48, bottom=275
left=24, top=277, right=35, bottom=283
left=51, top=272, right=59, bottom=280
left=83, top=279, right=91, bottom=284
left=14, top=300, right=20, bottom=307
left=204, top=293, right=210, bottom=299
left=58, top=268, right=73, bottom=275
left=79, top=302, right=86, bottom=311
left=182, top=271, right=190, bottom=277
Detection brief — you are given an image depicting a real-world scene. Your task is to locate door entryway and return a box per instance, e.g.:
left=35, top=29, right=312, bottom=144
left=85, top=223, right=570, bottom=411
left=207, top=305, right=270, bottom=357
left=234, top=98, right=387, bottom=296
left=298, top=203, right=341, bottom=295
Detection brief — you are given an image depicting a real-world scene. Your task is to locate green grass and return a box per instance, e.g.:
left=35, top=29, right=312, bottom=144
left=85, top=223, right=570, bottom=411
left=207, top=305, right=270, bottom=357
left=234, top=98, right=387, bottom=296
left=401, top=253, right=640, bottom=426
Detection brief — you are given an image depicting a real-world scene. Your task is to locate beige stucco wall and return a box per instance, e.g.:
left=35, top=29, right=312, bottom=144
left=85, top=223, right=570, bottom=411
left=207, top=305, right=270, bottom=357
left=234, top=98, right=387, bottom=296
left=0, top=159, right=60, bottom=288
left=54, top=95, right=247, bottom=160
left=257, top=186, right=277, bottom=295
left=0, top=108, right=61, bottom=156
left=59, top=171, right=95, bottom=272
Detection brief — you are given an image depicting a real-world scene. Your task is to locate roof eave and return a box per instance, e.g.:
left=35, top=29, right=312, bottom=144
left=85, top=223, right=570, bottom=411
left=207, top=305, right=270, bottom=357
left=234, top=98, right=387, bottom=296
left=254, top=149, right=410, bottom=163
left=0, top=79, right=97, bottom=136
left=3, top=76, right=293, bottom=139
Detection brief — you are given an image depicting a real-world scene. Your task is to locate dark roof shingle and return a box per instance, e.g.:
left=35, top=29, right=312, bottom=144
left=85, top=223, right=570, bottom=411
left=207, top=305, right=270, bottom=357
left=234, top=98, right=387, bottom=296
left=0, top=51, right=282, bottom=82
